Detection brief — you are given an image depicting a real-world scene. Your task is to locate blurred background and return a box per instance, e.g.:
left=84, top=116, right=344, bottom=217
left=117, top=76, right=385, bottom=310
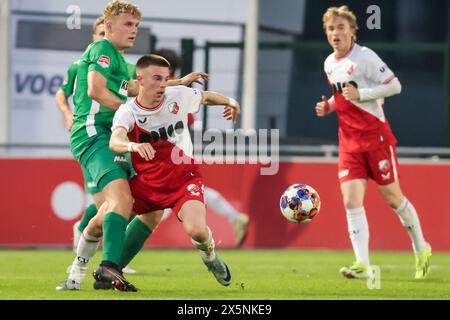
left=0, top=0, right=449, bottom=251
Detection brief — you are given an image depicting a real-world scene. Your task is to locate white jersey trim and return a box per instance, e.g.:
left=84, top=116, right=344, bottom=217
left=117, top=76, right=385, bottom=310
left=86, top=100, right=100, bottom=137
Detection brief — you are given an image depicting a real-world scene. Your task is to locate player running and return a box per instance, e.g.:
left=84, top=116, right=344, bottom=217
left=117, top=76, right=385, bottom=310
left=315, top=6, right=431, bottom=280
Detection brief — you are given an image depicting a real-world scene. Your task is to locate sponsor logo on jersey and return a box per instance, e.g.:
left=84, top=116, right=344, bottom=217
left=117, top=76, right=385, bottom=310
left=187, top=183, right=202, bottom=197
left=331, top=81, right=358, bottom=94
left=97, top=55, right=110, bottom=68
left=139, top=121, right=184, bottom=143
left=338, top=169, right=349, bottom=179
left=119, top=80, right=129, bottom=96
left=347, top=64, right=354, bottom=75
left=138, top=117, right=147, bottom=124
left=381, top=172, right=391, bottom=181
left=114, top=155, right=128, bottom=163
left=87, top=182, right=97, bottom=188
left=168, top=102, right=180, bottom=114
left=378, top=159, right=390, bottom=173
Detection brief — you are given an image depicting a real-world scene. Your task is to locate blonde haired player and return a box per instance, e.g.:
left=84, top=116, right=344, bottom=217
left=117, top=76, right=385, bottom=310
left=316, top=5, right=431, bottom=279
left=57, top=1, right=207, bottom=291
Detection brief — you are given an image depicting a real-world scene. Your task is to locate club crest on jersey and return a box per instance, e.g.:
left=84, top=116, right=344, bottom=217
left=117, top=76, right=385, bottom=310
left=378, top=159, right=391, bottom=174
left=347, top=64, right=354, bottom=75
left=187, top=184, right=201, bottom=197
left=168, top=102, right=180, bottom=114
left=97, top=55, right=110, bottom=68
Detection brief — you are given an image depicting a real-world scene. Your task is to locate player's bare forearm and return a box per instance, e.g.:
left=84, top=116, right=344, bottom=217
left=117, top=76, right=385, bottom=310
left=167, top=71, right=209, bottom=87
left=55, top=89, right=74, bottom=130
left=202, top=91, right=229, bottom=106
left=109, top=128, right=130, bottom=154
left=203, top=91, right=241, bottom=123
left=110, top=127, right=156, bottom=161
left=55, top=89, right=72, bottom=115
left=88, top=71, right=123, bottom=110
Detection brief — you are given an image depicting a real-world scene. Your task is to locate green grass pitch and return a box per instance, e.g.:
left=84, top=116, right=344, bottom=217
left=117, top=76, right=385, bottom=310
left=0, top=249, right=449, bottom=300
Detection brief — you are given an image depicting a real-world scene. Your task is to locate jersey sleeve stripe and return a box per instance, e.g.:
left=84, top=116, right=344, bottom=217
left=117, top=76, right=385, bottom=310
left=111, top=125, right=129, bottom=132
left=383, top=75, right=396, bottom=84
left=192, top=90, right=204, bottom=114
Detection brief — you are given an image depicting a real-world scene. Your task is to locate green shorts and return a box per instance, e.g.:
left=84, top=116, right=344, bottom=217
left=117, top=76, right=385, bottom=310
left=80, top=142, right=134, bottom=194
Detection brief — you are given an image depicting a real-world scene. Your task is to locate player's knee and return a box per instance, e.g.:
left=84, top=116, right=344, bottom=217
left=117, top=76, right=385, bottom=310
left=386, top=195, right=403, bottom=210
left=343, top=197, right=363, bottom=210
left=109, top=194, right=134, bottom=216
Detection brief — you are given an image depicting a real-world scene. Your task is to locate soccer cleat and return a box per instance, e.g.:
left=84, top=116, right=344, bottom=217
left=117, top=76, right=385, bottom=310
left=340, top=262, right=373, bottom=279
left=122, top=265, right=137, bottom=274
left=415, top=242, right=432, bottom=279
left=67, top=264, right=88, bottom=283
left=66, top=265, right=72, bottom=274
left=56, top=279, right=81, bottom=291
left=92, top=265, right=138, bottom=292
left=203, top=255, right=232, bottom=286
left=233, top=213, right=249, bottom=247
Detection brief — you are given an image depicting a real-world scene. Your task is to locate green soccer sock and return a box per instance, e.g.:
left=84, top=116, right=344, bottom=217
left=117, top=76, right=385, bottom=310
left=78, top=203, right=98, bottom=233
left=118, top=216, right=152, bottom=269
left=102, top=212, right=128, bottom=266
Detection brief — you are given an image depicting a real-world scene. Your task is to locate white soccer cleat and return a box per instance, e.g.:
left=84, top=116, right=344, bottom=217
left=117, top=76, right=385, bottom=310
left=122, top=265, right=138, bottom=274
left=233, top=213, right=249, bottom=247
left=56, top=279, right=81, bottom=291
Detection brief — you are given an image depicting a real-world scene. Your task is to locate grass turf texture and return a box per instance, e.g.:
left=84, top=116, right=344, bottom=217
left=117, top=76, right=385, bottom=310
left=0, top=249, right=449, bottom=300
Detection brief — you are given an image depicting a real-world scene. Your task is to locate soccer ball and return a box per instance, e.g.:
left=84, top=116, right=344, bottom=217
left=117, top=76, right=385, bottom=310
left=279, top=184, right=321, bottom=224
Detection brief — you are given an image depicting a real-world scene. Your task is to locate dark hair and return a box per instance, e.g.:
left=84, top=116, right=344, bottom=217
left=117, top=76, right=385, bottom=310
left=153, top=49, right=180, bottom=77
left=136, top=54, right=171, bottom=71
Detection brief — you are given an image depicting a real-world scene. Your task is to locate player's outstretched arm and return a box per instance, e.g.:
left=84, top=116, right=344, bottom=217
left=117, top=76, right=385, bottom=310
left=167, top=71, right=209, bottom=87
left=87, top=70, right=124, bottom=110
left=110, top=127, right=156, bottom=161
left=315, top=95, right=336, bottom=117
left=202, top=91, right=241, bottom=124
left=55, top=88, right=74, bottom=130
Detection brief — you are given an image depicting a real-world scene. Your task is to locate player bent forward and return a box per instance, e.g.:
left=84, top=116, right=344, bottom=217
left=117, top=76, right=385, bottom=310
left=108, top=54, right=240, bottom=286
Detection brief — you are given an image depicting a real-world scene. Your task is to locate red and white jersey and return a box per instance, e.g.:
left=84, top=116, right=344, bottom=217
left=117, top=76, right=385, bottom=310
left=324, top=43, right=397, bottom=152
left=112, top=85, right=203, bottom=183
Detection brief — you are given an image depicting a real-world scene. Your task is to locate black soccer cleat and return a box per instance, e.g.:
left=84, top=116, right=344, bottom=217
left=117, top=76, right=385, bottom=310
left=92, top=265, right=138, bottom=292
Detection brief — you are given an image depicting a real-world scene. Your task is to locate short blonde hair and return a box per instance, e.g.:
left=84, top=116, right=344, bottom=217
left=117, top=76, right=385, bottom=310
left=92, top=16, right=105, bottom=33
left=323, top=5, right=358, bottom=40
left=103, top=0, right=142, bottom=22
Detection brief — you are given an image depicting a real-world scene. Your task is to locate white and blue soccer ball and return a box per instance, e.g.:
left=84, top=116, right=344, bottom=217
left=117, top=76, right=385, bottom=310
left=279, top=184, right=321, bottom=224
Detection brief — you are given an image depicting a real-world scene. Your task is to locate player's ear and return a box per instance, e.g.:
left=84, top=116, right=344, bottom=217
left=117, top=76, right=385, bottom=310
left=105, top=20, right=113, bottom=34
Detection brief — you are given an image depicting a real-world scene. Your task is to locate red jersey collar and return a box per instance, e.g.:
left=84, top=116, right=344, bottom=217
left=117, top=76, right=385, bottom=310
left=334, top=43, right=356, bottom=62
left=135, top=96, right=166, bottom=111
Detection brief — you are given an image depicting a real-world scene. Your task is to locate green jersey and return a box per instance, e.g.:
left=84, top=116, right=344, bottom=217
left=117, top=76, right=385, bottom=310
left=70, top=38, right=130, bottom=164
left=61, top=61, right=79, bottom=97
left=61, top=61, right=135, bottom=99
